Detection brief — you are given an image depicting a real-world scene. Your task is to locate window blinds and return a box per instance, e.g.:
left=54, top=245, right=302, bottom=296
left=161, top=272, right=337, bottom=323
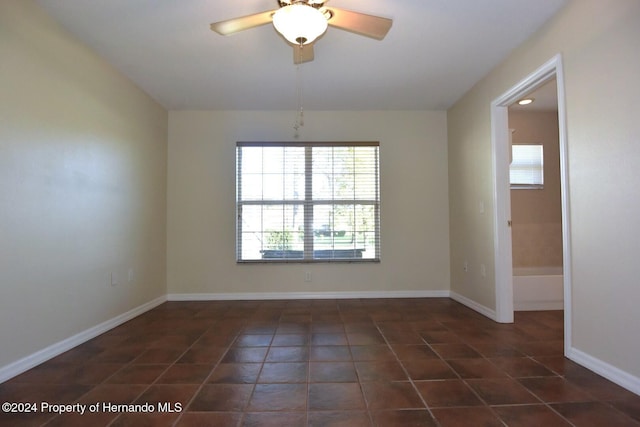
left=236, top=142, right=380, bottom=262
left=510, top=144, right=544, bottom=188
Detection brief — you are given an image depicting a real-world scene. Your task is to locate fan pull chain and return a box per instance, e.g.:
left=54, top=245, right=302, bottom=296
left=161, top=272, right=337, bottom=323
left=293, top=43, right=304, bottom=138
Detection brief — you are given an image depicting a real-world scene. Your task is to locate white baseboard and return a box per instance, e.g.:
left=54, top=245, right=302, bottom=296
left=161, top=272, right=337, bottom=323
left=0, top=295, right=167, bottom=384
left=168, top=290, right=451, bottom=301
left=567, top=346, right=640, bottom=396
left=449, top=291, right=498, bottom=321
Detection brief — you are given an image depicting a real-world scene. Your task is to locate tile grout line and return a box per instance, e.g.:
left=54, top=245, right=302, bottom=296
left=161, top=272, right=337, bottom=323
left=42, top=316, right=207, bottom=427
left=449, top=321, right=554, bottom=426
left=373, top=318, right=441, bottom=426
left=340, top=303, right=376, bottom=427
left=170, top=317, right=246, bottom=427
left=459, top=324, right=580, bottom=427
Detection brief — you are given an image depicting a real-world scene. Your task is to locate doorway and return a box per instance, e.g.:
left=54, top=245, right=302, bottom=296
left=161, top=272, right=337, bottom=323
left=509, top=79, right=564, bottom=311
left=490, top=54, right=572, bottom=355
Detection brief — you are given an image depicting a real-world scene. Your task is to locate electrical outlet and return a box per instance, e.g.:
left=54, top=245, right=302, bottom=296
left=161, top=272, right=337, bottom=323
left=110, top=272, right=118, bottom=286
left=304, top=271, right=312, bottom=282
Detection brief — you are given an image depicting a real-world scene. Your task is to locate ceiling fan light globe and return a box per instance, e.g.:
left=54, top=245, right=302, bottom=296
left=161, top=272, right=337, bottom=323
left=273, top=4, right=328, bottom=45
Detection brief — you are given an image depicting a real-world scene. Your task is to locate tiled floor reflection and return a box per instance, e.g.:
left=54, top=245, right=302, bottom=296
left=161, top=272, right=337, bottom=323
left=1, top=298, right=639, bottom=426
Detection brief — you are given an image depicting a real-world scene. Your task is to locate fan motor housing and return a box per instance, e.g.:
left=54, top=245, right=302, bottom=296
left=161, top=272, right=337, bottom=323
left=278, top=0, right=326, bottom=9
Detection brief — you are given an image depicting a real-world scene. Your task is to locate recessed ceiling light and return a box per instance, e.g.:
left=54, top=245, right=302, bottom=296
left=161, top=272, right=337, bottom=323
left=517, top=98, right=534, bottom=106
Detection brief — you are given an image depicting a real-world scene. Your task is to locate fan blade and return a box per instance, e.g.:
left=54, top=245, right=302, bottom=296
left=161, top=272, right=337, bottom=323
left=326, top=7, right=392, bottom=40
left=210, top=10, right=276, bottom=35
left=293, top=44, right=314, bottom=64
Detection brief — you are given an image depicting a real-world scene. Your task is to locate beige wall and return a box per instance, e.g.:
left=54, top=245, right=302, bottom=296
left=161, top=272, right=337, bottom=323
left=448, top=0, right=640, bottom=378
left=167, top=110, right=450, bottom=296
left=0, top=1, right=168, bottom=368
left=509, top=111, right=562, bottom=269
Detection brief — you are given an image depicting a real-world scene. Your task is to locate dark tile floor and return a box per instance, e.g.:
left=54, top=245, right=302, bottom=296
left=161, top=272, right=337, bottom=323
left=1, top=298, right=639, bottom=426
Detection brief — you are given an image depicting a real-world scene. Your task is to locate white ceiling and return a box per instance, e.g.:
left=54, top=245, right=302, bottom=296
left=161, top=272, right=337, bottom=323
left=35, top=0, right=568, bottom=111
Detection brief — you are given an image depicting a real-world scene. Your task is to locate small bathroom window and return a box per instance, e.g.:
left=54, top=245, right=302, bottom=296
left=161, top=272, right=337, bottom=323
left=510, top=144, right=543, bottom=189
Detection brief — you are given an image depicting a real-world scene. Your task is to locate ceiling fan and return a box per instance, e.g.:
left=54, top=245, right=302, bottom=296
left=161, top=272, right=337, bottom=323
left=210, top=0, right=392, bottom=64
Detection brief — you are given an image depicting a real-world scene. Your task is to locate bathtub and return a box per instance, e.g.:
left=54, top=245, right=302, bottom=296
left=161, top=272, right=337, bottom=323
left=513, top=266, right=564, bottom=311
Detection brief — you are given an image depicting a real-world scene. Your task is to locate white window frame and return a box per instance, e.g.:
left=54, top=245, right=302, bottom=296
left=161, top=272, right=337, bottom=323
left=236, top=141, right=381, bottom=263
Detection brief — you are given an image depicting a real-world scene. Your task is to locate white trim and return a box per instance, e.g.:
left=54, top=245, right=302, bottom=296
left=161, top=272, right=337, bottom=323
left=449, top=291, right=497, bottom=321
left=568, top=347, right=640, bottom=396
left=556, top=56, right=573, bottom=355
left=168, top=290, right=450, bottom=301
left=491, top=103, right=514, bottom=323
left=0, top=295, right=167, bottom=384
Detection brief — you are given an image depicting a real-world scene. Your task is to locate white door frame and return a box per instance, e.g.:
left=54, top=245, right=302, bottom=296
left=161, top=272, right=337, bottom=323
left=490, top=54, right=572, bottom=354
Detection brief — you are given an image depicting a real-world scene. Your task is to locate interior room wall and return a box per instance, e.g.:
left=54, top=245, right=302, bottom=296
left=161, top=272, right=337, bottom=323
left=167, top=110, right=450, bottom=297
left=0, top=1, right=168, bottom=370
left=448, top=0, right=640, bottom=382
left=509, top=111, right=562, bottom=269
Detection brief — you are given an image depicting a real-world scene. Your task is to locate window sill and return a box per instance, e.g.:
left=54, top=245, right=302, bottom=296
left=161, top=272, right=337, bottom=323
left=238, top=257, right=381, bottom=264
left=511, top=184, right=544, bottom=190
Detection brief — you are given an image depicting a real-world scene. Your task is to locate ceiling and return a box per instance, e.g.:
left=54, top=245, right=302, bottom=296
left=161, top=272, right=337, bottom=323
left=509, top=78, right=558, bottom=112
left=35, top=0, right=568, bottom=111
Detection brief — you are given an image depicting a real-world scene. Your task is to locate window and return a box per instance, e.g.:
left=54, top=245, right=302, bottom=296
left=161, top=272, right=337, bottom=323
left=236, top=141, right=380, bottom=262
left=510, top=144, right=544, bottom=189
